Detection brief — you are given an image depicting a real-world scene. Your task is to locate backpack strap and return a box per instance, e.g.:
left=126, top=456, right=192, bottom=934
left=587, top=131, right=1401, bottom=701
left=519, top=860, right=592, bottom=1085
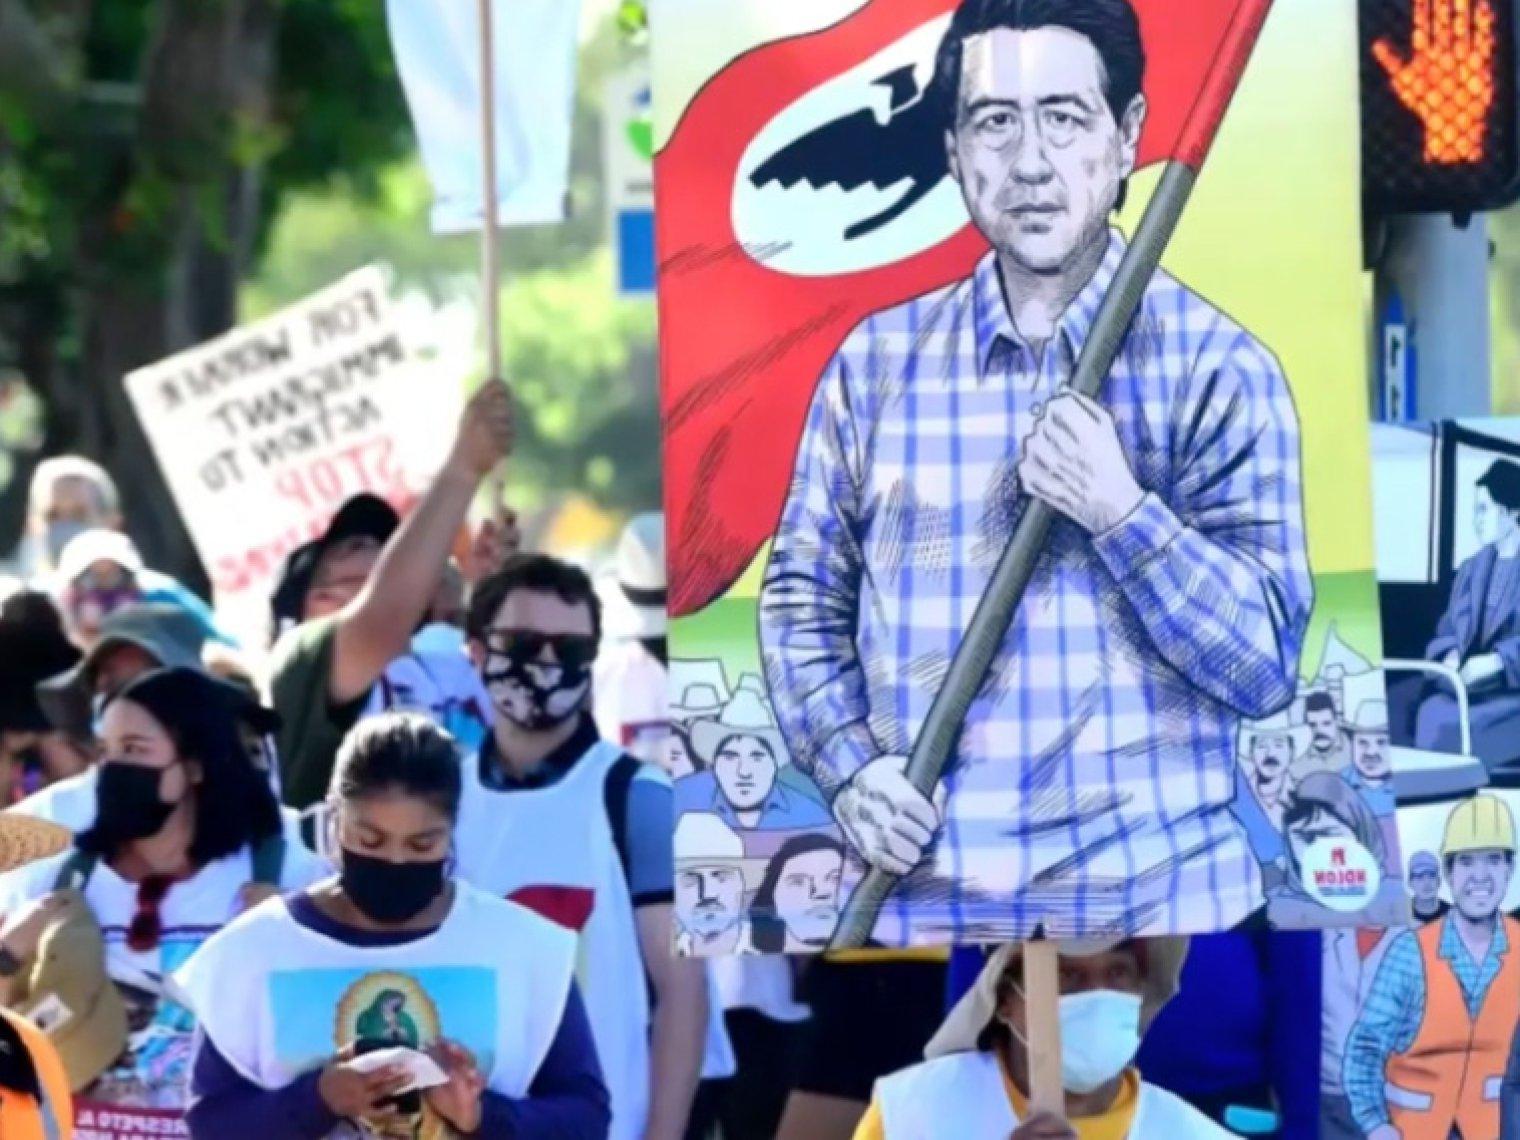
left=52, top=850, right=97, bottom=893
left=250, top=833, right=287, bottom=887
left=603, top=753, right=642, bottom=882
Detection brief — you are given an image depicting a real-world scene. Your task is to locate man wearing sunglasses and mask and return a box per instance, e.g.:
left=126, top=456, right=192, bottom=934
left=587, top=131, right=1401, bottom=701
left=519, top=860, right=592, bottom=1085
left=456, top=553, right=709, bottom=1140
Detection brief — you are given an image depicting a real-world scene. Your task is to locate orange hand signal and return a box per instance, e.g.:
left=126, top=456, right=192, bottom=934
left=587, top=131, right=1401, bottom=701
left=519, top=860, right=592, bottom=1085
left=1373, top=0, right=1497, bottom=165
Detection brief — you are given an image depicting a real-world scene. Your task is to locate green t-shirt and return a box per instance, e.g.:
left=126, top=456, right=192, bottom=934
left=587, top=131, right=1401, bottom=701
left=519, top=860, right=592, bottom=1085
left=269, top=618, right=366, bottom=809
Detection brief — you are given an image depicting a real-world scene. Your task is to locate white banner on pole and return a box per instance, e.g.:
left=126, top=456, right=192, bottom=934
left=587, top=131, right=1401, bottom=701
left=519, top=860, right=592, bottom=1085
left=125, top=267, right=456, bottom=646
left=387, top=0, right=582, bottom=233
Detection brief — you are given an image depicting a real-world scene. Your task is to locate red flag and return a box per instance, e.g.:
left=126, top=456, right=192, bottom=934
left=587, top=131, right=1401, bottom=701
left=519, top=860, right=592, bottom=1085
left=658, top=0, right=1261, bottom=616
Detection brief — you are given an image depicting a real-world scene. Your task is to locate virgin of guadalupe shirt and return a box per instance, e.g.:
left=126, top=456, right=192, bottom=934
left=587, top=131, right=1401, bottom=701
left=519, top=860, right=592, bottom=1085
left=0, top=843, right=327, bottom=1113
left=174, top=883, right=604, bottom=1139
left=179, top=892, right=608, bottom=1139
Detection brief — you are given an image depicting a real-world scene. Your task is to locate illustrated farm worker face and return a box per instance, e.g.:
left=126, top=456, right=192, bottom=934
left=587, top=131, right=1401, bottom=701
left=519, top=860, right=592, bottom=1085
left=1346, top=699, right=1391, bottom=784
left=1408, top=851, right=1441, bottom=905
left=1473, top=459, right=1520, bottom=548
left=714, top=732, right=780, bottom=813
left=1249, top=733, right=1292, bottom=797
left=938, top=0, right=1146, bottom=280
left=771, top=840, right=844, bottom=948
left=674, top=812, right=747, bottom=939
left=664, top=726, right=699, bottom=781
left=676, top=863, right=745, bottom=938
left=1352, top=728, right=1390, bottom=783
left=1304, top=692, right=1339, bottom=753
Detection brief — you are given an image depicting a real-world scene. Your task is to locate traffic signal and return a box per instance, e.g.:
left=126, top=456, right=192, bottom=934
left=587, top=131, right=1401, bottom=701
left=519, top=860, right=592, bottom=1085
left=1361, top=0, right=1520, bottom=214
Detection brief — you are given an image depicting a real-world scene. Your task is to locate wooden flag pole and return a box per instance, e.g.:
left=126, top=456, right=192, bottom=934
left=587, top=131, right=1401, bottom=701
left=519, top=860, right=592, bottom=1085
left=477, top=0, right=509, bottom=512
left=1023, top=940, right=1063, bottom=1116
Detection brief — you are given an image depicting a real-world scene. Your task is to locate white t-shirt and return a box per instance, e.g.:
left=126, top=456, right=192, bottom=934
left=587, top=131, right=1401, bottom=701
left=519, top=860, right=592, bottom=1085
left=0, top=841, right=327, bottom=1113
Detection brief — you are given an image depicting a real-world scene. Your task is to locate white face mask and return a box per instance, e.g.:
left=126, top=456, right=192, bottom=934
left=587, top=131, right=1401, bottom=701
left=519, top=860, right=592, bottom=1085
left=1007, top=989, right=1143, bottom=1095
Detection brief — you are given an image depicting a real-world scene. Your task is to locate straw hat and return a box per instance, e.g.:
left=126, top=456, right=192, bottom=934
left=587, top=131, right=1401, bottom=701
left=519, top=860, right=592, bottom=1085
left=926, top=937, right=1189, bottom=1060
left=690, top=690, right=788, bottom=766
left=0, top=816, right=72, bottom=874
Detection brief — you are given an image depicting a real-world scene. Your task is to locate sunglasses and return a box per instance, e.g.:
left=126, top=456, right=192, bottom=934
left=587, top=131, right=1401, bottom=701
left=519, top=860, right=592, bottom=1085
left=126, top=874, right=177, bottom=952
left=485, top=629, right=599, bottom=671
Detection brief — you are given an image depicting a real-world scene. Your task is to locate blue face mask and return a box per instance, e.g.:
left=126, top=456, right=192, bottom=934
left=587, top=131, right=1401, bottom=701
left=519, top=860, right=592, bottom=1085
left=1007, top=989, right=1143, bottom=1094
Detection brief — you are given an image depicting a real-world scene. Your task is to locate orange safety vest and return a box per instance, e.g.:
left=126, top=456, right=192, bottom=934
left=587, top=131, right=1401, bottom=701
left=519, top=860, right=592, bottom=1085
left=0, top=1007, right=73, bottom=1140
left=1385, top=915, right=1520, bottom=1140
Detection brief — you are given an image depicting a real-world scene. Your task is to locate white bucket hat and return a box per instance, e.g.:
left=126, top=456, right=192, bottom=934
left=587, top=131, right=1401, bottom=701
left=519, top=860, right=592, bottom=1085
left=925, top=938, right=1189, bottom=1060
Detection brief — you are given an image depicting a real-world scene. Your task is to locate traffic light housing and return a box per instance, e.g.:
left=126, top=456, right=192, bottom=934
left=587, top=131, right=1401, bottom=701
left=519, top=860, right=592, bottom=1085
left=1361, top=0, right=1520, bottom=214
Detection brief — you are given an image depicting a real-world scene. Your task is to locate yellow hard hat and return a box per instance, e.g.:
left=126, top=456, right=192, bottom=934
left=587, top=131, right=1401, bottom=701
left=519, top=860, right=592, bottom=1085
left=1442, top=795, right=1518, bottom=858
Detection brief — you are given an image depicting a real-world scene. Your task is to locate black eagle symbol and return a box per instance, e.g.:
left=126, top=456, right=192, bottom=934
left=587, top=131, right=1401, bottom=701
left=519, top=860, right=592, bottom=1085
left=749, top=64, right=948, bottom=241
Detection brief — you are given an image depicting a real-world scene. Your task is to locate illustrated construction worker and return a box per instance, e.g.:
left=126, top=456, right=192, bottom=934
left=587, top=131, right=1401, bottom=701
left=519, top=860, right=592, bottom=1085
left=1343, top=794, right=1519, bottom=1140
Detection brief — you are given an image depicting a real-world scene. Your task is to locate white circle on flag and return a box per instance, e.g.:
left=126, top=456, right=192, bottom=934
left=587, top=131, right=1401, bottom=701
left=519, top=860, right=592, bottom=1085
left=732, top=16, right=970, bottom=278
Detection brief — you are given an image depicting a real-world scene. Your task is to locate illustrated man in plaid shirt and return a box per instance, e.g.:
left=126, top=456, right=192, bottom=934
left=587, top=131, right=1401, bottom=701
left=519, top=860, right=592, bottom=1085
left=759, top=0, right=1312, bottom=944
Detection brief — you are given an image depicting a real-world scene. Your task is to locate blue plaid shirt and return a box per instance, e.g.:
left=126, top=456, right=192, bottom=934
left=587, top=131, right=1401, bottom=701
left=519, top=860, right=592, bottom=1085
left=1344, top=917, right=1513, bottom=1130
left=760, top=231, right=1311, bottom=944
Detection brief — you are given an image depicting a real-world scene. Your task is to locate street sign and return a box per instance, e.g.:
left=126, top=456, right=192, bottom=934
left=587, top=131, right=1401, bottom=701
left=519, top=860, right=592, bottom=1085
left=605, top=62, right=655, bottom=295
left=1380, top=289, right=1417, bottom=421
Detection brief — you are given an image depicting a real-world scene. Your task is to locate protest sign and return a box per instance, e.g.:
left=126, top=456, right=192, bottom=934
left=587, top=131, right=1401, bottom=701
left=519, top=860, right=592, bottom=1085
left=125, top=267, right=457, bottom=646
left=656, top=0, right=1402, bottom=951
left=74, top=1103, right=189, bottom=1140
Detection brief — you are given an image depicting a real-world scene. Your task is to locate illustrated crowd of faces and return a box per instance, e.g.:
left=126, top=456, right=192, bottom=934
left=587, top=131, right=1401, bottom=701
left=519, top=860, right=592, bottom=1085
left=1231, top=653, right=1399, bottom=921
left=662, top=663, right=845, bottom=955
left=665, top=624, right=1404, bottom=957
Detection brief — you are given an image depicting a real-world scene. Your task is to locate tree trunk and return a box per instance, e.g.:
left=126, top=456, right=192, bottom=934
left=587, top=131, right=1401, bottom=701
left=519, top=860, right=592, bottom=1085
left=69, top=0, right=280, bottom=590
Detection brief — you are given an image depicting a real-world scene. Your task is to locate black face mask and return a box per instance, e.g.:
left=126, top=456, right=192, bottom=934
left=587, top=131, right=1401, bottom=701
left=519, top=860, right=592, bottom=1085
left=339, top=849, right=446, bottom=926
left=483, top=653, right=591, bottom=732
left=94, top=762, right=179, bottom=845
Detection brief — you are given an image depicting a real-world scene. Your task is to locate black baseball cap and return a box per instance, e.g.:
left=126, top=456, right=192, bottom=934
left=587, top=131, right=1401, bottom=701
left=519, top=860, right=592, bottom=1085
left=269, top=494, right=401, bottom=639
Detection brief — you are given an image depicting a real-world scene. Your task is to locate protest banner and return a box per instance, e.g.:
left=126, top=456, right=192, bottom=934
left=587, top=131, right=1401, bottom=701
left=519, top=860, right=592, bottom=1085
left=125, top=267, right=457, bottom=647
left=656, top=0, right=1403, bottom=952
left=74, top=1102, right=190, bottom=1140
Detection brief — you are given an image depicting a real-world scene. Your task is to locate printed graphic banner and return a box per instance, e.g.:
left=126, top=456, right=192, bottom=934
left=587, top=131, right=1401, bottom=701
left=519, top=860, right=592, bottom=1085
left=656, top=0, right=1401, bottom=950
left=125, top=268, right=457, bottom=647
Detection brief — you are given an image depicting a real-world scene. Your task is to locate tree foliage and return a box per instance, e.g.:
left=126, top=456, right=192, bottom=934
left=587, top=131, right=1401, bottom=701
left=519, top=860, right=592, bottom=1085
left=244, top=15, right=660, bottom=515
